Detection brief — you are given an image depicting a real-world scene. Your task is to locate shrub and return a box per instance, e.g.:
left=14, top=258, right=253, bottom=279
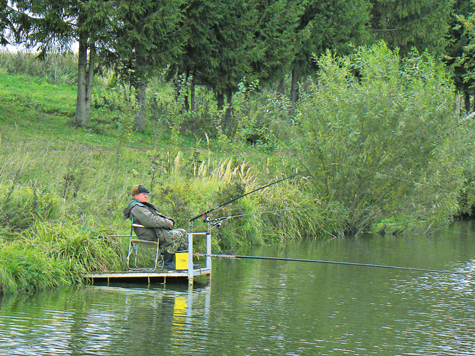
left=293, top=42, right=472, bottom=236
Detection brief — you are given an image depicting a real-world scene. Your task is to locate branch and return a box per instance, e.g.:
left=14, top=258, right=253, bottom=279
left=459, top=111, right=475, bottom=125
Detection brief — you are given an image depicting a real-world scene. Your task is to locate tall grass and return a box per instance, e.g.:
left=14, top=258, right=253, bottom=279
left=0, top=51, right=78, bottom=85
left=0, top=242, right=76, bottom=294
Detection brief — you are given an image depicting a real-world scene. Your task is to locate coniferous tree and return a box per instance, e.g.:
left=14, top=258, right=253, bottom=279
left=447, top=0, right=475, bottom=112
left=104, top=0, right=187, bottom=131
left=249, top=0, right=306, bottom=87
left=173, top=0, right=261, bottom=132
left=289, top=0, right=372, bottom=103
left=176, top=0, right=305, bottom=133
left=370, top=0, right=455, bottom=57
left=0, top=0, right=12, bottom=45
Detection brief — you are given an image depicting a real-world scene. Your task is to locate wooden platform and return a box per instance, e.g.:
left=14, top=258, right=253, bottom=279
left=85, top=267, right=211, bottom=285
left=85, top=231, right=212, bottom=286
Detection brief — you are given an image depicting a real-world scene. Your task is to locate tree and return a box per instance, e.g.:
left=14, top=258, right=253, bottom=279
left=0, top=0, right=12, bottom=45
left=289, top=0, right=372, bottom=103
left=445, top=0, right=474, bottom=112
left=449, top=0, right=475, bottom=112
left=175, top=0, right=307, bottom=133
left=370, top=0, right=455, bottom=57
left=293, top=43, right=468, bottom=236
left=247, top=0, right=306, bottom=87
left=171, top=0, right=262, bottom=133
left=9, top=0, right=115, bottom=127
left=104, top=0, right=187, bottom=131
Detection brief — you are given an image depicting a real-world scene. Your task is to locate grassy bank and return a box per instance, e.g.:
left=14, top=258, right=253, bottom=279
left=0, top=64, right=323, bottom=293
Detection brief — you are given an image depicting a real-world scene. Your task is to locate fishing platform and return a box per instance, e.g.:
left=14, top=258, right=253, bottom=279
left=85, top=231, right=212, bottom=286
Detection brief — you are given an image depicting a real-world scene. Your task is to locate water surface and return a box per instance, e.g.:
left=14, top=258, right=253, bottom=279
left=2, top=221, right=475, bottom=355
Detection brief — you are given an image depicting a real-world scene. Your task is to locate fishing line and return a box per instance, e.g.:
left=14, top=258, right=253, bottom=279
left=198, top=254, right=472, bottom=275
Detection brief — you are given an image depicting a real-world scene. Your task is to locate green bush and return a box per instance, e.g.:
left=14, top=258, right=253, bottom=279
left=293, top=42, right=473, bottom=236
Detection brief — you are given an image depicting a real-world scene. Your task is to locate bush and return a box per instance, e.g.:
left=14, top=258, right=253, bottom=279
left=292, top=42, right=473, bottom=236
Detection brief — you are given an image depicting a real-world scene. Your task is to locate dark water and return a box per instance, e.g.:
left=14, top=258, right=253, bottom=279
left=2, top=221, right=475, bottom=355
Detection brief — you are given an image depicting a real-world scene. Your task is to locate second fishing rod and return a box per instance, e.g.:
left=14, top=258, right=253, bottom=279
left=188, top=172, right=301, bottom=229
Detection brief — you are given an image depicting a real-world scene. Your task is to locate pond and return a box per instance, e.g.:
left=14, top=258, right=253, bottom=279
left=1, top=221, right=475, bottom=355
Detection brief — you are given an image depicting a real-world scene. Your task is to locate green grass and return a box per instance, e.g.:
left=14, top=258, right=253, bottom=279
left=0, top=67, right=323, bottom=294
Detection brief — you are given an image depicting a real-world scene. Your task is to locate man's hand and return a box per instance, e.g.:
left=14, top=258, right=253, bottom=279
left=170, top=220, right=174, bottom=228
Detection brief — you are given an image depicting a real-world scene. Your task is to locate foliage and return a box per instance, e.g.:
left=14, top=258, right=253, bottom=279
left=454, top=0, right=475, bottom=96
left=370, top=0, right=455, bottom=57
left=444, top=0, right=474, bottom=112
left=293, top=0, right=372, bottom=74
left=293, top=42, right=472, bottom=236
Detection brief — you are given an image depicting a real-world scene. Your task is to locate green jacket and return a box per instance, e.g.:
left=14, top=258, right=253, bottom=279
left=123, top=199, right=174, bottom=243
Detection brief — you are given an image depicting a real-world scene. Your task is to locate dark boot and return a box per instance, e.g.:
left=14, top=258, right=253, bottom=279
left=163, top=251, right=176, bottom=270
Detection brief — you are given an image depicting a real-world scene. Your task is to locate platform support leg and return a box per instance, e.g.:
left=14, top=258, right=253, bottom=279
left=206, top=232, right=211, bottom=270
left=188, top=232, right=194, bottom=286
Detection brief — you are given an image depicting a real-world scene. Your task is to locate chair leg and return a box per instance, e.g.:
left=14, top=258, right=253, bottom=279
left=152, top=241, right=160, bottom=270
left=127, top=241, right=162, bottom=271
left=127, top=241, right=133, bottom=269
left=134, top=244, right=138, bottom=268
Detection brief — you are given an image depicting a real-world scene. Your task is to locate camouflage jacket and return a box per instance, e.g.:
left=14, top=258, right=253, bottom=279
left=123, top=199, right=174, bottom=242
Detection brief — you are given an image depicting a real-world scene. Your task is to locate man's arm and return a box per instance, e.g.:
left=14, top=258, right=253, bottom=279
left=131, top=205, right=172, bottom=229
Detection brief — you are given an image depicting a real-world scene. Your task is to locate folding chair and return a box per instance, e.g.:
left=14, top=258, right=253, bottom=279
left=126, top=218, right=164, bottom=271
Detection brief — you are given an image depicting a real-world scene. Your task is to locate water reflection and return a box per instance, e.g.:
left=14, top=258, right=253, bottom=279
left=0, top=284, right=211, bottom=355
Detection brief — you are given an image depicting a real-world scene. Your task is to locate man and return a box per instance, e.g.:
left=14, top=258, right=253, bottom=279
left=123, top=184, right=187, bottom=270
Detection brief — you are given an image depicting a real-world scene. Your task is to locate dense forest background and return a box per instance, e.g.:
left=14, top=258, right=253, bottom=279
left=2, top=0, right=475, bottom=292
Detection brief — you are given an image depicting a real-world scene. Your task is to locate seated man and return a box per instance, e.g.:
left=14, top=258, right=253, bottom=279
left=123, top=184, right=187, bottom=270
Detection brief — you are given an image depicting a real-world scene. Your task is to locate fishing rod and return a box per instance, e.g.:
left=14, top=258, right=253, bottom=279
left=189, top=173, right=301, bottom=223
left=197, top=254, right=472, bottom=275
left=201, top=208, right=295, bottom=229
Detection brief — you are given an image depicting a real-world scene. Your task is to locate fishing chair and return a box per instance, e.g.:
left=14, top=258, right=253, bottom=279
left=126, top=218, right=164, bottom=271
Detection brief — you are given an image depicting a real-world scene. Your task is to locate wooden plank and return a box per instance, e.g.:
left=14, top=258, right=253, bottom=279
left=84, top=268, right=211, bottom=280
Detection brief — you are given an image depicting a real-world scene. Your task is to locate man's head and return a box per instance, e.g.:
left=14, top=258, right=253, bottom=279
left=131, top=184, right=150, bottom=203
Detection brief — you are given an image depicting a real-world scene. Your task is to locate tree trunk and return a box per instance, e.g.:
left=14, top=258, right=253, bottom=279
left=74, top=36, right=88, bottom=127
left=184, top=71, right=190, bottom=111
left=84, top=42, right=95, bottom=127
left=135, top=80, right=147, bottom=131
left=290, top=67, right=298, bottom=103
left=276, top=77, right=285, bottom=99
left=464, top=91, right=470, bottom=113
left=190, top=75, right=196, bottom=112
left=222, top=91, right=233, bottom=134
left=217, top=92, right=224, bottom=111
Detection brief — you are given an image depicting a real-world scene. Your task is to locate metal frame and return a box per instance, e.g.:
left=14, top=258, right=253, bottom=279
left=126, top=221, right=164, bottom=271
left=186, top=215, right=213, bottom=286
left=186, top=231, right=212, bottom=285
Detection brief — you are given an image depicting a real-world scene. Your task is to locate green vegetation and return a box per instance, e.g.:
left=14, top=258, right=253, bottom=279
left=1, top=42, right=475, bottom=294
